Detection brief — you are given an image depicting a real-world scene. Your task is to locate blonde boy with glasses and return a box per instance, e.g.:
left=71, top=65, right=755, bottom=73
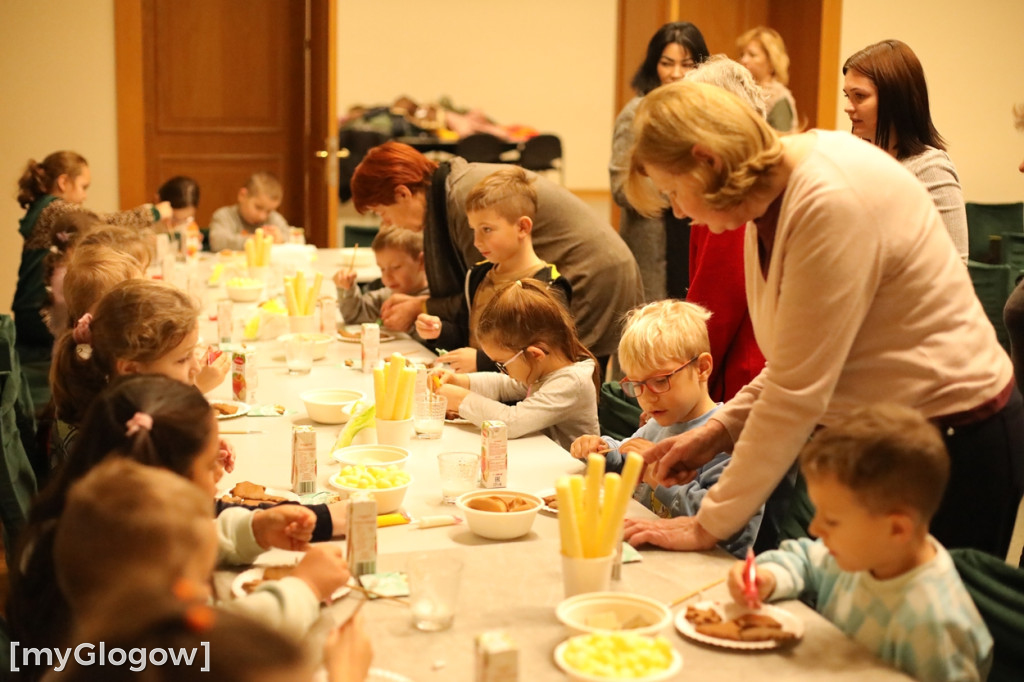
left=571, top=299, right=762, bottom=557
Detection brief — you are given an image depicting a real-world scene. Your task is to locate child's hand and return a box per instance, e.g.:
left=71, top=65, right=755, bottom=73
left=252, top=504, right=317, bottom=551
left=217, top=438, right=236, bottom=475
left=292, top=545, right=351, bottom=603
left=154, top=201, right=172, bottom=221
left=195, top=350, right=230, bottom=394
left=570, top=435, right=609, bottom=460
left=333, top=269, right=358, bottom=291
left=727, top=559, right=775, bottom=607
left=437, top=347, right=476, bottom=373
left=430, top=368, right=469, bottom=389
left=262, top=224, right=285, bottom=243
left=324, top=611, right=374, bottom=682
left=415, top=313, right=442, bottom=339
left=437, top=384, right=470, bottom=414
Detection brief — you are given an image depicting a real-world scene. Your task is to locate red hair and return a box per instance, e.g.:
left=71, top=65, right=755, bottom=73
left=351, top=141, right=438, bottom=213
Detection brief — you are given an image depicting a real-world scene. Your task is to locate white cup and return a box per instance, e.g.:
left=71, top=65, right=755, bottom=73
left=562, top=553, right=614, bottom=598
left=284, top=336, right=315, bottom=375
left=375, top=418, right=412, bottom=447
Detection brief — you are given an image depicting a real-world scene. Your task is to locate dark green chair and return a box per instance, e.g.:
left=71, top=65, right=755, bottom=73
left=966, top=202, right=1024, bottom=263
left=343, top=225, right=379, bottom=248
left=967, top=260, right=1012, bottom=350
left=597, top=381, right=641, bottom=442
left=0, top=314, right=38, bottom=567
left=1001, top=232, right=1024, bottom=285
left=951, top=548, right=1024, bottom=682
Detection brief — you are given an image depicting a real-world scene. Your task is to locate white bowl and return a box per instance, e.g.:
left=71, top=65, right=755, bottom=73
left=328, top=473, right=412, bottom=514
left=278, top=332, right=333, bottom=360
left=455, top=490, right=542, bottom=540
left=226, top=281, right=264, bottom=302
left=554, top=633, right=683, bottom=682
left=332, top=444, right=409, bottom=470
left=556, top=592, right=672, bottom=637
left=300, top=389, right=365, bottom=424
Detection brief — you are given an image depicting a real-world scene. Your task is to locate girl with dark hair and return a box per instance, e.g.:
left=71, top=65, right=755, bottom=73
left=843, top=40, right=968, bottom=261
left=611, top=22, right=710, bottom=301
left=434, top=278, right=599, bottom=449
left=157, top=174, right=201, bottom=229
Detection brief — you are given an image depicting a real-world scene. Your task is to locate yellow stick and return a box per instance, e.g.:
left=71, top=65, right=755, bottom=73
left=244, top=238, right=255, bottom=269
left=293, top=271, right=307, bottom=317
left=597, top=452, right=644, bottom=556
left=569, top=475, right=584, bottom=530
left=262, top=234, right=272, bottom=266
left=307, top=272, right=324, bottom=315
left=556, top=476, right=583, bottom=559
left=599, top=472, right=621, bottom=551
left=381, top=354, right=405, bottom=420
left=373, top=368, right=386, bottom=412
left=582, top=455, right=605, bottom=557
left=284, top=278, right=299, bottom=316
left=395, top=366, right=417, bottom=419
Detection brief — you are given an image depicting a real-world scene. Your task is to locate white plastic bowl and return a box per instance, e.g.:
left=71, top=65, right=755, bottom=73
left=553, top=634, right=683, bottom=682
left=225, top=281, right=264, bottom=302
left=455, top=490, right=542, bottom=540
left=300, top=389, right=364, bottom=424
left=278, top=332, right=333, bottom=360
left=328, top=473, right=412, bottom=514
left=556, top=592, right=672, bottom=637
left=332, top=444, right=409, bottom=470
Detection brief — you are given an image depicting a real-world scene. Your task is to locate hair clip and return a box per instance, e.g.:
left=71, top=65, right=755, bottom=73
left=515, top=279, right=523, bottom=288
left=72, top=312, right=93, bottom=344
left=75, top=343, right=92, bottom=360
left=125, top=412, right=153, bottom=436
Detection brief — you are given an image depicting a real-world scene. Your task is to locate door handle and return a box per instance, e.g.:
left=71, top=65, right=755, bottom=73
left=316, top=149, right=350, bottom=158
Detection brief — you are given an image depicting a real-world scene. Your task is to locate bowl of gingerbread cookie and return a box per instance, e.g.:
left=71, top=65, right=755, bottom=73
left=455, top=490, right=542, bottom=540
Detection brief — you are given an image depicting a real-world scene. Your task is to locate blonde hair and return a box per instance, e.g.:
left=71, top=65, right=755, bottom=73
left=624, top=81, right=784, bottom=217
left=476, top=279, right=600, bottom=396
left=371, top=225, right=423, bottom=259
left=244, top=171, right=283, bottom=201
left=685, top=54, right=767, bottom=119
left=800, top=404, right=949, bottom=520
left=52, top=279, right=199, bottom=425
left=77, top=225, right=154, bottom=270
left=737, top=26, right=790, bottom=85
left=465, top=166, right=538, bottom=223
left=618, top=300, right=711, bottom=374
left=63, top=244, right=145, bottom=330
left=54, top=458, right=212, bottom=615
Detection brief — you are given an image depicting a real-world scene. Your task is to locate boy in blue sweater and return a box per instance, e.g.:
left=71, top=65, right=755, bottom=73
left=571, top=299, right=761, bottom=557
left=728, top=404, right=992, bottom=682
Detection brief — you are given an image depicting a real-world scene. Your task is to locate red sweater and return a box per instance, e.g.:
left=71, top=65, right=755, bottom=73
left=687, top=224, right=765, bottom=402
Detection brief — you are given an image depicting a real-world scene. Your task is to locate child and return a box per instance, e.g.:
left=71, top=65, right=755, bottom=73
left=157, top=174, right=201, bottom=230
left=572, top=300, right=761, bottom=558
left=209, top=171, right=288, bottom=251
left=435, top=278, right=598, bottom=450
left=415, top=166, right=570, bottom=373
left=727, top=404, right=992, bottom=682
left=334, top=226, right=429, bottom=333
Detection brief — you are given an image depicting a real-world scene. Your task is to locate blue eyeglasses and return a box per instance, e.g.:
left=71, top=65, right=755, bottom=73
left=619, top=356, right=699, bottom=398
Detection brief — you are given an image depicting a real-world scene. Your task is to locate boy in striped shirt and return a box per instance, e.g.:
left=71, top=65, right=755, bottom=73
left=728, top=404, right=992, bottom=682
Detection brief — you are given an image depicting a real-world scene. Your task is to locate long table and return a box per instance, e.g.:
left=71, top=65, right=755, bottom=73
left=202, top=326, right=910, bottom=681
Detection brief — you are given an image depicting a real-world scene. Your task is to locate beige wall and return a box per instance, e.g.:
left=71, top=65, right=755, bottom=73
left=837, top=0, right=1024, bottom=202
left=0, top=0, right=120, bottom=316
left=336, top=0, right=619, bottom=192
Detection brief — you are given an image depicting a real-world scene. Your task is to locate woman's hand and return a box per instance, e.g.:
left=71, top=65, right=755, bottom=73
left=622, top=516, right=719, bottom=551
left=415, top=313, right=442, bottom=340
left=437, top=347, right=476, bottom=373
left=252, top=505, right=316, bottom=551
left=570, top=434, right=608, bottom=460
left=643, top=420, right=732, bottom=487
left=380, top=294, right=427, bottom=331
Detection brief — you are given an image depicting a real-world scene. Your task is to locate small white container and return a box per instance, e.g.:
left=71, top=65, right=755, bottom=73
left=300, top=389, right=364, bottom=424
left=455, top=490, right=542, bottom=540
left=332, top=444, right=409, bottom=470
left=555, top=591, right=672, bottom=636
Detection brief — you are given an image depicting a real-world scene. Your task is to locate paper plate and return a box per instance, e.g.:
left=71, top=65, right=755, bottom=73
left=674, top=600, right=804, bottom=650
left=210, top=400, right=250, bottom=420
left=338, top=326, right=396, bottom=343
left=231, top=566, right=351, bottom=601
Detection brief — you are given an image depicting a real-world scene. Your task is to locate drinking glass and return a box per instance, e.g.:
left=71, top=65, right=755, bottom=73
left=285, top=336, right=315, bottom=374
left=413, top=394, right=447, bottom=439
left=408, top=553, right=463, bottom=631
left=437, top=452, right=479, bottom=504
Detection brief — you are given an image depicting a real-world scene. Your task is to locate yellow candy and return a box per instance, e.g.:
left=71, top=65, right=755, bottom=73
left=338, top=465, right=409, bottom=489
left=563, top=633, right=674, bottom=679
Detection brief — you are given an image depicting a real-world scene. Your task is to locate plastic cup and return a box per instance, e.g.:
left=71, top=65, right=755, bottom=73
left=284, top=336, right=315, bottom=375
left=376, top=418, right=412, bottom=447
left=437, top=452, right=479, bottom=504
left=413, top=394, right=447, bottom=439
left=562, top=554, right=614, bottom=598
left=408, top=554, right=463, bottom=632
left=289, top=315, right=316, bottom=333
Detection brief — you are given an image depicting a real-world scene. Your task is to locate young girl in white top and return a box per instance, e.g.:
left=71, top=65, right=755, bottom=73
left=436, top=278, right=600, bottom=450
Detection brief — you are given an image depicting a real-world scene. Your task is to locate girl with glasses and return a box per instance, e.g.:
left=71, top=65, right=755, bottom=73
left=433, top=279, right=599, bottom=450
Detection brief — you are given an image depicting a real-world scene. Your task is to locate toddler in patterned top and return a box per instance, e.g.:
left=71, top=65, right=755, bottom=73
left=726, top=403, right=992, bottom=682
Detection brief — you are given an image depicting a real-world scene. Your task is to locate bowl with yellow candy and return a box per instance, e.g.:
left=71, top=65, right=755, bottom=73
left=329, top=464, right=412, bottom=513
left=225, top=277, right=265, bottom=302
left=554, top=632, right=682, bottom=681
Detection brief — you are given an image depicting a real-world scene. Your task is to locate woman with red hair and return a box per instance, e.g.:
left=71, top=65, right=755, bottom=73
left=350, top=141, right=643, bottom=365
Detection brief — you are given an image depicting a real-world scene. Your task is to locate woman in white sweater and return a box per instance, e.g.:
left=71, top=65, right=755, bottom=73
left=842, top=39, right=969, bottom=261
left=620, top=81, right=1023, bottom=562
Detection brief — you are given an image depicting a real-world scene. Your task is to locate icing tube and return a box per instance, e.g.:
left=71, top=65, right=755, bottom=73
left=416, top=515, right=462, bottom=529
left=377, top=512, right=411, bottom=528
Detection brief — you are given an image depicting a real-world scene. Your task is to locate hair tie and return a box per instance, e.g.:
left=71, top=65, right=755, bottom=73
left=515, top=279, right=523, bottom=288
left=125, top=412, right=153, bottom=436
left=72, top=313, right=93, bottom=344
left=75, top=343, right=92, bottom=360
left=183, top=604, right=216, bottom=632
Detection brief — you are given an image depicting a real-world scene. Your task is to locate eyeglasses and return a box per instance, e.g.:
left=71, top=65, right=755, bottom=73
left=619, top=356, right=699, bottom=398
left=494, top=349, right=525, bottom=375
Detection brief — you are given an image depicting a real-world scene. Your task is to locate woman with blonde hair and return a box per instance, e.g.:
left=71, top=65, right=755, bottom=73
left=622, top=81, right=1024, bottom=561
left=737, top=26, right=797, bottom=133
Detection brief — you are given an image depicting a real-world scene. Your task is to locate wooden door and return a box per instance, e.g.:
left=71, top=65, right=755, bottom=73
left=115, top=0, right=337, bottom=246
